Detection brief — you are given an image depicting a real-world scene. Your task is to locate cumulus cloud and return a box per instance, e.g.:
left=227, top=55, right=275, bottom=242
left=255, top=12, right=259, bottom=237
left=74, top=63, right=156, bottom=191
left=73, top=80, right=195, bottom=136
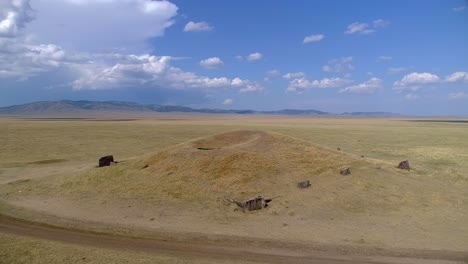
left=69, top=55, right=264, bottom=93
left=183, top=21, right=213, bottom=32
left=393, top=72, right=440, bottom=90
left=0, top=41, right=67, bottom=79
left=235, top=55, right=244, bottom=61
left=1, top=33, right=261, bottom=94
left=0, top=0, right=267, bottom=96
left=264, top=69, right=280, bottom=82
left=287, top=77, right=352, bottom=93
left=373, top=19, right=390, bottom=28
left=222, top=98, right=233, bottom=105
left=23, top=0, right=178, bottom=52
left=282, top=72, right=305, bottom=79
left=345, top=19, right=389, bottom=35
left=338, top=78, right=383, bottom=94
left=322, top=57, right=354, bottom=73
left=236, top=52, right=263, bottom=62
left=345, top=22, right=375, bottom=35
left=247, top=52, right=262, bottom=61
left=0, top=0, right=34, bottom=38
left=266, top=69, right=280, bottom=77
left=445, top=71, right=468, bottom=83
left=199, top=57, right=224, bottom=69
left=231, top=77, right=264, bottom=93
left=303, top=34, right=324, bottom=43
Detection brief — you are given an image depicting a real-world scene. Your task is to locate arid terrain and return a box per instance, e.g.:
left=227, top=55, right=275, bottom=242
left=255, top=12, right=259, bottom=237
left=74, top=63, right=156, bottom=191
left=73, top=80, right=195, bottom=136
left=0, top=115, right=467, bottom=263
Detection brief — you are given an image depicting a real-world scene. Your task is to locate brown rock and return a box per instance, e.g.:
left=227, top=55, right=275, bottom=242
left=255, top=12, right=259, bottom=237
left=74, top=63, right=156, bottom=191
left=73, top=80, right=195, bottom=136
left=297, top=180, right=311, bottom=188
left=340, top=168, right=351, bottom=175
left=98, top=155, right=114, bottom=167
left=397, top=160, right=410, bottom=170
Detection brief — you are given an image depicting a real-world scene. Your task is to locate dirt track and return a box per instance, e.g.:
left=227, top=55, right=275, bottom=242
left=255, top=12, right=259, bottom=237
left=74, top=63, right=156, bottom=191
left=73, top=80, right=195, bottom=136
left=0, top=215, right=466, bottom=264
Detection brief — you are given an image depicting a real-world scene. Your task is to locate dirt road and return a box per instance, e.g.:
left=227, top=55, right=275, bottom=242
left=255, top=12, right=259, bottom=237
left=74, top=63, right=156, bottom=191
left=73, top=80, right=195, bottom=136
left=0, top=215, right=466, bottom=264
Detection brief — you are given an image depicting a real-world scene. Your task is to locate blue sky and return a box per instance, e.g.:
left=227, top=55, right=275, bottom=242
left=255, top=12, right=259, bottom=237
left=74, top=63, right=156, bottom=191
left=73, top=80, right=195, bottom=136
left=0, top=0, right=467, bottom=115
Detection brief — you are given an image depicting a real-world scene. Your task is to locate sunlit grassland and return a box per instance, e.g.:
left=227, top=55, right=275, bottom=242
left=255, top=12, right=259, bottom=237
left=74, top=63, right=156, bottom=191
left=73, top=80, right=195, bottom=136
left=1, top=116, right=467, bottom=184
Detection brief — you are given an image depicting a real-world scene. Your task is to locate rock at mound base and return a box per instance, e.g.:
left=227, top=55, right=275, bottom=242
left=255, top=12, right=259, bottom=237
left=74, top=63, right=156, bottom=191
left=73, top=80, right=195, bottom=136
left=397, top=160, right=410, bottom=170
left=340, top=168, right=351, bottom=175
left=297, top=180, right=311, bottom=188
left=98, top=155, right=114, bottom=167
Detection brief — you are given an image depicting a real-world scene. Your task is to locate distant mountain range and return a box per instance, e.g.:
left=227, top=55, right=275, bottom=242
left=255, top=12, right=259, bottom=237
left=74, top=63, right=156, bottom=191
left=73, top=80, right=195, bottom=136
left=0, top=100, right=399, bottom=116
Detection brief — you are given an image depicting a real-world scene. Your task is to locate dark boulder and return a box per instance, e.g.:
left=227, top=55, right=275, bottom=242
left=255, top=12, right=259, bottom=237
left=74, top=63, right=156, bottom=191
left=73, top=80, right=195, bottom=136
left=340, top=168, right=351, bottom=175
left=297, top=180, right=311, bottom=188
left=99, top=155, right=114, bottom=167
left=397, top=160, right=410, bottom=170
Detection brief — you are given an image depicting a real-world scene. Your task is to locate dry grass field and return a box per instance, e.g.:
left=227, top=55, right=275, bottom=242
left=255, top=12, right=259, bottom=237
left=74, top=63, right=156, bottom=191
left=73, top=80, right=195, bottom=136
left=0, top=115, right=467, bottom=263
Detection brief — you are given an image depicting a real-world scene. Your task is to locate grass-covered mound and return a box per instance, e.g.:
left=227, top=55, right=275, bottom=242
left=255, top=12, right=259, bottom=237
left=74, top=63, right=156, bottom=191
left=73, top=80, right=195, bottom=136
left=2, top=130, right=411, bottom=211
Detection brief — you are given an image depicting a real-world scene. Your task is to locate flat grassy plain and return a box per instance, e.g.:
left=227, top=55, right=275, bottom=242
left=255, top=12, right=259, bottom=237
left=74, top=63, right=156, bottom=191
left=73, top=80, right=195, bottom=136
left=0, top=115, right=467, bottom=263
left=1, top=116, right=467, bottom=183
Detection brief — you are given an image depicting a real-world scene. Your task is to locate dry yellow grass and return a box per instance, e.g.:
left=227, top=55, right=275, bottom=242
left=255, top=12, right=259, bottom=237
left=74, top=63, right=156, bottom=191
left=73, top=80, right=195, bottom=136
left=0, top=233, right=259, bottom=264
left=1, top=116, right=468, bottom=254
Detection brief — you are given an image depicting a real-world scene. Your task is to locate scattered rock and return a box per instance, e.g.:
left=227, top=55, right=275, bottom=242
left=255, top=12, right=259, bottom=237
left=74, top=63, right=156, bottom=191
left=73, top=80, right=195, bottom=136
left=142, top=164, right=149, bottom=169
left=361, top=155, right=365, bottom=158
left=397, top=160, right=410, bottom=170
left=340, top=168, right=351, bottom=175
left=376, top=166, right=381, bottom=170
left=225, top=195, right=272, bottom=212
left=297, top=180, right=311, bottom=189
left=98, top=155, right=114, bottom=167
left=337, top=147, right=341, bottom=151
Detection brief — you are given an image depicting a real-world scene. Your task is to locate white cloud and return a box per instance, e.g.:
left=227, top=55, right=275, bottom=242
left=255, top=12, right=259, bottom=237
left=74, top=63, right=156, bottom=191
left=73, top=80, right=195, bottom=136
left=70, top=55, right=264, bottom=93
left=247, top=52, right=262, bottom=61
left=0, top=41, right=67, bottom=79
left=264, top=69, right=280, bottom=82
left=373, top=19, right=390, bottom=28
left=266, top=69, right=280, bottom=77
left=23, top=0, right=178, bottom=52
left=282, top=72, right=305, bottom=79
left=393, top=72, right=440, bottom=89
left=199, top=57, right=224, bottom=69
left=0, top=0, right=266, bottom=99
left=231, top=77, right=264, bottom=93
left=322, top=57, right=354, bottom=73
left=0, top=0, right=34, bottom=38
left=183, top=21, right=213, bottom=32
left=339, top=78, right=383, bottom=94
left=453, top=6, right=466, bottom=12
left=445, top=71, right=468, bottom=83
left=222, top=98, right=233, bottom=105
left=287, top=77, right=352, bottom=93
left=236, top=52, right=263, bottom=62
left=378, top=55, right=392, bottom=61
left=345, top=22, right=375, bottom=35
left=449, top=92, right=468, bottom=99
left=345, top=19, right=389, bottom=35
left=303, top=34, right=324, bottom=43
left=388, top=67, right=406, bottom=75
